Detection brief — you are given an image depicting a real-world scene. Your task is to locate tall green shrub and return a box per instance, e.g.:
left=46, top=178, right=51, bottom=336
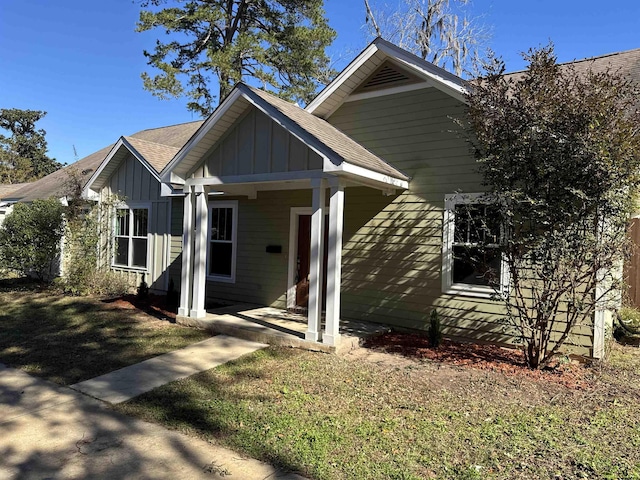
left=0, top=199, right=65, bottom=280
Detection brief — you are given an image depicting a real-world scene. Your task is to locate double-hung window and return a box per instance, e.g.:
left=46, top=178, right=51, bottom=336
left=208, top=201, right=238, bottom=283
left=114, top=206, right=149, bottom=269
left=442, top=193, right=507, bottom=297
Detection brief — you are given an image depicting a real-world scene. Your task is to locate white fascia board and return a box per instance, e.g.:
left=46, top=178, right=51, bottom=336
left=81, top=137, right=163, bottom=199
left=376, top=41, right=470, bottom=103
left=305, top=42, right=380, bottom=116
left=323, top=159, right=409, bottom=190
left=239, top=85, right=346, bottom=167
left=120, top=137, right=164, bottom=182
left=81, top=137, right=126, bottom=199
left=160, top=88, right=245, bottom=183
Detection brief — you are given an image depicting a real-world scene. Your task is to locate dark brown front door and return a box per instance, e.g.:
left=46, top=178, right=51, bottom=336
left=295, top=215, right=328, bottom=309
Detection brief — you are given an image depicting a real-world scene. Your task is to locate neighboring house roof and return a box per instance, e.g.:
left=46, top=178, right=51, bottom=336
left=5, top=146, right=113, bottom=203
left=503, top=48, right=640, bottom=83
left=0, top=182, right=31, bottom=201
left=162, top=82, right=409, bottom=185
left=306, top=37, right=470, bottom=119
left=7, top=120, right=203, bottom=203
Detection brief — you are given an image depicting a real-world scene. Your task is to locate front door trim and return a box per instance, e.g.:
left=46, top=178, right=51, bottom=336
left=287, top=207, right=313, bottom=310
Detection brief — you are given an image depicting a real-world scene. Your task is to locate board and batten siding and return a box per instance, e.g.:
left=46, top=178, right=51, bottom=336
left=328, top=87, right=594, bottom=356
left=100, top=153, right=170, bottom=292
left=189, top=108, right=323, bottom=179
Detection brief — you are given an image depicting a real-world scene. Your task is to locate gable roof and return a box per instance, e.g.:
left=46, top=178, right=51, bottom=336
left=306, top=37, right=470, bottom=119
left=162, top=83, right=409, bottom=184
left=7, top=120, right=203, bottom=203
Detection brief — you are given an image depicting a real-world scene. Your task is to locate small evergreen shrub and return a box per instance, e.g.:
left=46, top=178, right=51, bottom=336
left=428, top=309, right=443, bottom=348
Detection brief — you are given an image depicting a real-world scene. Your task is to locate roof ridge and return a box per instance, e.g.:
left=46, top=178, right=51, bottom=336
left=130, top=119, right=204, bottom=136
left=505, top=47, right=640, bottom=76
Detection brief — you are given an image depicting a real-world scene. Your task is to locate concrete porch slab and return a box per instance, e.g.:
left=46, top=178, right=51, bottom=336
left=177, top=305, right=390, bottom=354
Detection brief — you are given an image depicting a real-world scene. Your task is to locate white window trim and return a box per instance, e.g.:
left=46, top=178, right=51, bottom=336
left=112, top=202, right=151, bottom=272
left=206, top=200, right=238, bottom=283
left=442, top=193, right=509, bottom=298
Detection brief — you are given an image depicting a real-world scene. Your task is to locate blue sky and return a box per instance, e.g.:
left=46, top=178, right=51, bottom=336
left=1, top=0, right=639, bottom=165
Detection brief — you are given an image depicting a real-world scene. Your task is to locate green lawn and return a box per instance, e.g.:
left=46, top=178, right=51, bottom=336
left=117, top=345, right=640, bottom=480
left=0, top=288, right=210, bottom=384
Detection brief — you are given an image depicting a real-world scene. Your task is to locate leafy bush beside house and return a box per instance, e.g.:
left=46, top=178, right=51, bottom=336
left=466, top=45, right=640, bottom=368
left=0, top=199, right=64, bottom=280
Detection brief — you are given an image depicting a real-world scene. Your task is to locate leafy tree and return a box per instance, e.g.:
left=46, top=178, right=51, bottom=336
left=0, top=199, right=65, bottom=280
left=0, top=109, right=62, bottom=184
left=465, top=45, right=640, bottom=368
left=137, top=0, right=336, bottom=116
left=363, top=0, right=487, bottom=76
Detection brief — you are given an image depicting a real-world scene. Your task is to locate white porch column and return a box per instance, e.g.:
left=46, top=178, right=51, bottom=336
left=324, top=178, right=344, bottom=346
left=306, top=178, right=326, bottom=342
left=178, top=188, right=194, bottom=317
left=190, top=185, right=208, bottom=318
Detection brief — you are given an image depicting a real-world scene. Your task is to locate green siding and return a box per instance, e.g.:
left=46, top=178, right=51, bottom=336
left=205, top=189, right=311, bottom=308
left=101, top=153, right=170, bottom=292
left=329, top=88, right=593, bottom=356
left=190, top=108, right=323, bottom=179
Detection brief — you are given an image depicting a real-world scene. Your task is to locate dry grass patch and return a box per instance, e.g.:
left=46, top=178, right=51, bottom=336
left=117, top=343, right=640, bottom=479
left=0, top=288, right=210, bottom=384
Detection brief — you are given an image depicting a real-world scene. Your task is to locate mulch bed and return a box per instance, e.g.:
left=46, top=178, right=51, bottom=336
left=104, top=294, right=178, bottom=321
left=363, top=331, right=594, bottom=390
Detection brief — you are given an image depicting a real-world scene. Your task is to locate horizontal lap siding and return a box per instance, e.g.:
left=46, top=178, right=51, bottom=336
left=205, top=190, right=311, bottom=308
left=331, top=89, right=592, bottom=356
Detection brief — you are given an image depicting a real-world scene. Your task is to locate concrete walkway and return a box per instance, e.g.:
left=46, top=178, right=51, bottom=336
left=71, top=335, right=267, bottom=403
left=0, top=349, right=305, bottom=479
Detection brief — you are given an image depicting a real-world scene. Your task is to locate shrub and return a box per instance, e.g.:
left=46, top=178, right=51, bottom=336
left=0, top=199, right=65, bottom=280
left=428, top=309, right=443, bottom=348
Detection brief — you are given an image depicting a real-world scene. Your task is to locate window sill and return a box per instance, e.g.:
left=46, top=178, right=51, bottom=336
left=111, top=264, right=149, bottom=273
left=206, top=275, right=235, bottom=284
left=442, top=285, right=501, bottom=299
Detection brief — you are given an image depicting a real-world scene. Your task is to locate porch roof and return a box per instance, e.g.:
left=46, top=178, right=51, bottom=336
left=162, top=83, right=409, bottom=190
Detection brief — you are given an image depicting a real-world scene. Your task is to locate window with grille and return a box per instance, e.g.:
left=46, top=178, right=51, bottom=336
left=114, top=207, right=148, bottom=269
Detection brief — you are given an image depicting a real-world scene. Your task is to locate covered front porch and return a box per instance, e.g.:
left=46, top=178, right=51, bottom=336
left=164, top=82, right=409, bottom=349
left=177, top=304, right=391, bottom=353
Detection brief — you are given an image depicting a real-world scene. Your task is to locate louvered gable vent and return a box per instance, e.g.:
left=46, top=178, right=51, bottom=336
left=355, top=61, right=423, bottom=93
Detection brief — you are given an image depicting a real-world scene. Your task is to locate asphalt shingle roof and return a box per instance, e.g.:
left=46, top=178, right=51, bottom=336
left=245, top=85, right=409, bottom=180
left=5, top=121, right=203, bottom=202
